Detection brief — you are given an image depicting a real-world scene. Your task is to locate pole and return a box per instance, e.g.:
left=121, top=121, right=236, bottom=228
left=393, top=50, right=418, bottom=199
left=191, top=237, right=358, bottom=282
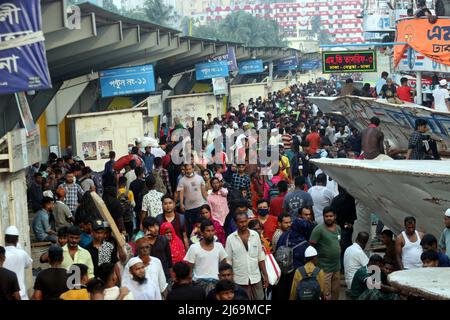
left=416, top=71, right=423, bottom=105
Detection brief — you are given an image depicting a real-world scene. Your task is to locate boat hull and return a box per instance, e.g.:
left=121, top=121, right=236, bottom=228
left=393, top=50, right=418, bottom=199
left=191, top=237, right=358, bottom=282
left=311, top=158, right=450, bottom=237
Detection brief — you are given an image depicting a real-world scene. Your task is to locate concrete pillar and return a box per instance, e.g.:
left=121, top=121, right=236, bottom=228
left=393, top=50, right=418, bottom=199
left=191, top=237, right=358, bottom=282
left=45, top=74, right=96, bottom=156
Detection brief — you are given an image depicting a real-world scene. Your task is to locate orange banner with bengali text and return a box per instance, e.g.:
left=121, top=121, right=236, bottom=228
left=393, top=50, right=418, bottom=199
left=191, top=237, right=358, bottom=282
left=394, top=18, right=450, bottom=69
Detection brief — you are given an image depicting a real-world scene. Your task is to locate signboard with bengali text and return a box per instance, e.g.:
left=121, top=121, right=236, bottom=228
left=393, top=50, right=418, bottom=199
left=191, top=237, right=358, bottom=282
left=322, top=50, right=377, bottom=73
left=195, top=60, right=229, bottom=80
left=99, top=64, right=155, bottom=97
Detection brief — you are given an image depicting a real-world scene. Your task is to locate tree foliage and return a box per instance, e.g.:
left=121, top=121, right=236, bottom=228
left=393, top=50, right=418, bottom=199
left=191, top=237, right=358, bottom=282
left=141, top=0, right=179, bottom=26
left=193, top=11, right=287, bottom=47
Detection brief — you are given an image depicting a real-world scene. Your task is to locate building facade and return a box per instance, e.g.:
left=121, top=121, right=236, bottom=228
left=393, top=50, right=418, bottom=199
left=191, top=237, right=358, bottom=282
left=197, top=0, right=364, bottom=44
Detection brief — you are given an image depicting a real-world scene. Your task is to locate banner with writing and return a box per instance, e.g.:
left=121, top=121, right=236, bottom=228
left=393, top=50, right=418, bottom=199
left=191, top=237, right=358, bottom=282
left=394, top=18, right=450, bottom=69
left=0, top=0, right=52, bottom=95
left=99, top=64, right=156, bottom=97
left=212, top=47, right=238, bottom=72
left=322, top=50, right=376, bottom=73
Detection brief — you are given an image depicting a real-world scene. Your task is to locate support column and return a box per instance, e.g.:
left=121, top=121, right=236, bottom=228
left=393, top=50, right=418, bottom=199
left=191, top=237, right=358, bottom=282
left=45, top=74, right=96, bottom=156
left=416, top=71, right=423, bottom=105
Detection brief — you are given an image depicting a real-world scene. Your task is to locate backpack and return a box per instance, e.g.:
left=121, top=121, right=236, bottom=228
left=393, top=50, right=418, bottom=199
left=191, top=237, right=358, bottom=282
left=274, top=234, right=307, bottom=275
left=296, top=266, right=322, bottom=300
left=267, top=180, right=280, bottom=201
left=118, top=191, right=134, bottom=223
left=152, top=169, right=167, bottom=195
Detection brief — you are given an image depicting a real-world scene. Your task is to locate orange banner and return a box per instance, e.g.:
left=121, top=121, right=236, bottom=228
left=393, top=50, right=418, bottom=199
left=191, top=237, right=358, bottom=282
left=394, top=18, right=450, bottom=69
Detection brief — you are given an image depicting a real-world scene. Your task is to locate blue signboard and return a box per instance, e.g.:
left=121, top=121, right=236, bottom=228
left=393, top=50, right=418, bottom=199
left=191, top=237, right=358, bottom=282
left=0, top=0, right=52, bottom=95
left=300, top=60, right=321, bottom=70
left=99, top=64, right=156, bottom=98
left=277, top=55, right=298, bottom=71
left=239, top=59, right=264, bottom=75
left=195, top=61, right=229, bottom=80
left=212, top=47, right=238, bottom=71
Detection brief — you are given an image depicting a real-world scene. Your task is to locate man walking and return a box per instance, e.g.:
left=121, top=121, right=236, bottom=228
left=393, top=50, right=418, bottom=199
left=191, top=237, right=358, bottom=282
left=308, top=174, right=335, bottom=224
left=0, top=246, right=21, bottom=300
left=61, top=226, right=95, bottom=279
left=283, top=176, right=313, bottom=218
left=184, top=220, right=228, bottom=294
left=309, top=207, right=341, bottom=300
left=3, top=226, right=33, bottom=300
left=59, top=172, right=84, bottom=214
left=225, top=212, right=269, bottom=300
left=178, top=163, right=208, bottom=235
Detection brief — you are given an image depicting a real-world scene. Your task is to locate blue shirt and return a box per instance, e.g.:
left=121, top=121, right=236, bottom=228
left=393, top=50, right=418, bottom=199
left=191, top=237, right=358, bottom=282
left=438, top=251, right=450, bottom=267
left=143, top=153, right=155, bottom=174
left=80, top=232, right=93, bottom=249
left=104, top=160, right=115, bottom=176
left=32, top=209, right=52, bottom=241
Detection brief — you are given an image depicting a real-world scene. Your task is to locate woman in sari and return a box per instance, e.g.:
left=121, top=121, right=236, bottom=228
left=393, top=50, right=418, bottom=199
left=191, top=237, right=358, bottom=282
left=159, top=222, right=186, bottom=264
left=199, top=204, right=226, bottom=246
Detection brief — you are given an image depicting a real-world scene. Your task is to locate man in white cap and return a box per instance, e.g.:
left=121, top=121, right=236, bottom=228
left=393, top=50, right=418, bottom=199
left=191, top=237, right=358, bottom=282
left=121, top=257, right=161, bottom=300
left=439, top=209, right=450, bottom=259
left=269, top=128, right=281, bottom=147
left=289, top=246, right=325, bottom=300
left=433, top=79, right=450, bottom=112
left=3, top=226, right=33, bottom=300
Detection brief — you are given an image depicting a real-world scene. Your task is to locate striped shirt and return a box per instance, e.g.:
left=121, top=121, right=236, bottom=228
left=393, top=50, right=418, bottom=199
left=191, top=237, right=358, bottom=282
left=282, top=134, right=293, bottom=150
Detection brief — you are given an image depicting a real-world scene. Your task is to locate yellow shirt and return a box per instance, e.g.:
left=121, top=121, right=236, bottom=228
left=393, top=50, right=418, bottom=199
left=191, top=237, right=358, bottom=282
left=289, top=262, right=325, bottom=300
left=118, top=187, right=134, bottom=202
left=61, top=245, right=95, bottom=279
left=60, top=288, right=90, bottom=300
left=279, top=155, right=290, bottom=177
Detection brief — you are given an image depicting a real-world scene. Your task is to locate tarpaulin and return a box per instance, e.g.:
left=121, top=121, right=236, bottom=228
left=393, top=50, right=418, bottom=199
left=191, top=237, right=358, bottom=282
left=394, top=17, right=450, bottom=69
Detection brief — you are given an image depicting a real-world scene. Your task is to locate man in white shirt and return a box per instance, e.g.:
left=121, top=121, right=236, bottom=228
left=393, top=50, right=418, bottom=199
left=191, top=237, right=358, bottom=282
left=184, top=220, right=228, bottom=293
left=122, top=257, right=162, bottom=300
left=334, top=127, right=349, bottom=143
left=376, top=71, right=389, bottom=96
left=325, top=118, right=337, bottom=145
left=225, top=212, right=268, bottom=300
left=343, top=232, right=370, bottom=288
left=433, top=79, right=450, bottom=112
left=124, top=239, right=168, bottom=298
left=3, top=226, right=33, bottom=300
left=203, top=124, right=216, bottom=147
left=308, top=174, right=336, bottom=224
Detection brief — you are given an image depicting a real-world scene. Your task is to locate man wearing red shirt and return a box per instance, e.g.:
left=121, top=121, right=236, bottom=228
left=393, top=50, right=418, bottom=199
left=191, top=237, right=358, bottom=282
left=306, top=127, right=321, bottom=155
left=397, top=77, right=415, bottom=103
left=270, top=181, right=288, bottom=217
left=256, top=199, right=278, bottom=241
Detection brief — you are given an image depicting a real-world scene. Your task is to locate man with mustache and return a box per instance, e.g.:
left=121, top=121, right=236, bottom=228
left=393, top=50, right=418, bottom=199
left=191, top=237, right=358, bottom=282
left=184, top=219, right=228, bottom=294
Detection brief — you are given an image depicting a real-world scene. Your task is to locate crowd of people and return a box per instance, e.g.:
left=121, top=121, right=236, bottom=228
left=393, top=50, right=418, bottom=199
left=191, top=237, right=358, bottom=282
left=1, top=77, right=449, bottom=301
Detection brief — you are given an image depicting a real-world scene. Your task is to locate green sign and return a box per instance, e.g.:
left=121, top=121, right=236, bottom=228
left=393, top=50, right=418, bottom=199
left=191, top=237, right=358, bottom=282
left=322, top=50, right=377, bottom=73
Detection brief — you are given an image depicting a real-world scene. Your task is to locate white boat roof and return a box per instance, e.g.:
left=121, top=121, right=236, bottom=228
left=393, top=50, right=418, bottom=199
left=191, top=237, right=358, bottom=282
left=388, top=268, right=450, bottom=300
left=311, top=158, right=450, bottom=177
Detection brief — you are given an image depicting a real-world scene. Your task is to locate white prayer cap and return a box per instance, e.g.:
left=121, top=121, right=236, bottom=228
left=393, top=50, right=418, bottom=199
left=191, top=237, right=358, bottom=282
left=304, top=246, right=318, bottom=258
left=127, top=257, right=143, bottom=270
left=271, top=128, right=278, bottom=133
left=445, top=208, right=450, bottom=217
left=440, top=79, right=448, bottom=86
left=43, top=190, right=54, bottom=198
left=5, top=226, right=19, bottom=236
